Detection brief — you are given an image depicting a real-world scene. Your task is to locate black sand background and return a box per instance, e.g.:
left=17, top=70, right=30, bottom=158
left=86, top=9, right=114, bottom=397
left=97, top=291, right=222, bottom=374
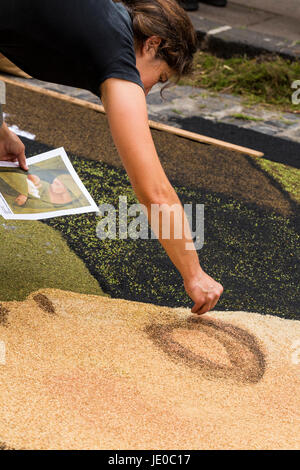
left=2, top=83, right=300, bottom=319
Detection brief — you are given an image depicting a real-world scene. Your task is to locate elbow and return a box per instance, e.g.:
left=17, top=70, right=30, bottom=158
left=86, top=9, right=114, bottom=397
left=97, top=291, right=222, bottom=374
left=137, top=184, right=177, bottom=207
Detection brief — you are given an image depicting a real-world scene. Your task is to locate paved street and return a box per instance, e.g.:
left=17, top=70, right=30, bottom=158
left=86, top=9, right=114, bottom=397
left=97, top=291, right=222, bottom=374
left=192, top=0, right=300, bottom=41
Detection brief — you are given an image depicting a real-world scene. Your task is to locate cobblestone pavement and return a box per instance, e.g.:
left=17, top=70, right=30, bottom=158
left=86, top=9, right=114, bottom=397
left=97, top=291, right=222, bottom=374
left=10, top=76, right=300, bottom=145
left=147, top=84, right=300, bottom=144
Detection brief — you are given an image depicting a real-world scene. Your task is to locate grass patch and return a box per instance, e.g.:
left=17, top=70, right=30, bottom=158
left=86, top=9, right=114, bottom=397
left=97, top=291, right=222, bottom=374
left=279, top=117, right=295, bottom=125
left=178, top=52, right=300, bottom=112
left=171, top=108, right=184, bottom=115
left=231, top=113, right=264, bottom=122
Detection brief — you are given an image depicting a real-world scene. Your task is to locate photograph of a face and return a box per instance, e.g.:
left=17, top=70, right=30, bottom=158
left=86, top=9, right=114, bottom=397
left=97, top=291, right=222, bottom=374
left=0, top=147, right=99, bottom=220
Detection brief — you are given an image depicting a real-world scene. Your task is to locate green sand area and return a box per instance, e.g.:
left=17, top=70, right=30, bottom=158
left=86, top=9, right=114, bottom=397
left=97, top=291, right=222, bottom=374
left=0, top=218, right=108, bottom=301
left=256, top=158, right=300, bottom=204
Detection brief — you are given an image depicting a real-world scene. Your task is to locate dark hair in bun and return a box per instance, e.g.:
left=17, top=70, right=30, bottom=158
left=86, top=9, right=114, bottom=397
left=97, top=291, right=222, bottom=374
left=116, top=0, right=197, bottom=80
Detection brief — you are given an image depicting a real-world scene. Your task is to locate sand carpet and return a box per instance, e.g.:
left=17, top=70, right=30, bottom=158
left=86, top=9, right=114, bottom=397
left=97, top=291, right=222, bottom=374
left=1, top=79, right=299, bottom=450
left=0, top=289, right=299, bottom=450
left=2, top=82, right=299, bottom=318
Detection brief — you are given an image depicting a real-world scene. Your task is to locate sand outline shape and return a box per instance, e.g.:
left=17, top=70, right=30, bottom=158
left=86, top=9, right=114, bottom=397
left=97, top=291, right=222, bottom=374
left=0, top=304, right=9, bottom=327
left=145, top=316, right=266, bottom=384
left=0, top=294, right=56, bottom=327
left=1, top=293, right=266, bottom=384
left=32, top=293, right=56, bottom=314
left=0, top=441, right=15, bottom=450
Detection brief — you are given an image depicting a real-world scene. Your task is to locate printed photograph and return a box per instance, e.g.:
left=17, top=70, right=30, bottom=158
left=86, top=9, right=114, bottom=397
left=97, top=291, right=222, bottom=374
left=0, top=148, right=99, bottom=220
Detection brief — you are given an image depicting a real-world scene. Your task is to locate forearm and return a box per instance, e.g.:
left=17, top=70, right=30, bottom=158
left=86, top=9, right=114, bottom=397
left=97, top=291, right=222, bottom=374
left=101, top=79, right=223, bottom=314
left=101, top=79, right=203, bottom=280
left=140, top=187, right=203, bottom=281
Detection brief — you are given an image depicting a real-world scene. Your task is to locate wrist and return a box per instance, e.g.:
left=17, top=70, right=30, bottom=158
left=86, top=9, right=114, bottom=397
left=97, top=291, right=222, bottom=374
left=182, top=265, right=204, bottom=284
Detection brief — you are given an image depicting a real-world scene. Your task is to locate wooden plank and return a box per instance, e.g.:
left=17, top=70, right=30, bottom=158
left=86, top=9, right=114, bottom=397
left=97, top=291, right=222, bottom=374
left=0, top=75, right=105, bottom=113
left=0, top=74, right=264, bottom=157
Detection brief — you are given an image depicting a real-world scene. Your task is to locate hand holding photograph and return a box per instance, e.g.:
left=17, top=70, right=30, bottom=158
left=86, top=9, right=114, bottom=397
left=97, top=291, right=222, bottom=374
left=0, top=147, right=99, bottom=220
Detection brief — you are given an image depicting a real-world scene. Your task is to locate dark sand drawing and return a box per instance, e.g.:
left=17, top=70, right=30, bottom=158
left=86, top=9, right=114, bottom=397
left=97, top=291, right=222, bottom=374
left=33, top=293, right=56, bottom=314
left=0, top=304, right=9, bottom=326
left=0, top=441, right=13, bottom=450
left=145, top=316, right=266, bottom=384
left=30, top=294, right=266, bottom=384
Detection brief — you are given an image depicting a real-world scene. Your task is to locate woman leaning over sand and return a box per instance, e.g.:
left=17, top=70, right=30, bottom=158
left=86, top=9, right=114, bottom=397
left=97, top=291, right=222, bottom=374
left=0, top=0, right=223, bottom=314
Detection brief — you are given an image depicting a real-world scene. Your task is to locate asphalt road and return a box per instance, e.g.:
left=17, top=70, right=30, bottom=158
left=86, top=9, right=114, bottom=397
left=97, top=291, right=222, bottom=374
left=169, top=114, right=300, bottom=169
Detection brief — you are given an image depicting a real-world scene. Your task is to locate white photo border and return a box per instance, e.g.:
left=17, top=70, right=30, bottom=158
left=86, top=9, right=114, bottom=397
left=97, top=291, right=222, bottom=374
left=0, top=147, right=99, bottom=220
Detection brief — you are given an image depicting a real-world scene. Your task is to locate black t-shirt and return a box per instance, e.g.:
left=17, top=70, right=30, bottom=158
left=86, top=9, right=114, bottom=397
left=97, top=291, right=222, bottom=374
left=0, top=0, right=144, bottom=97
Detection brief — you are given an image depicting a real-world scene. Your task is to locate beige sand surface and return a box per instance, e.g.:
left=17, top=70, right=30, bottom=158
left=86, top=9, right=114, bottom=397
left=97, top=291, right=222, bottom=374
left=0, top=289, right=299, bottom=450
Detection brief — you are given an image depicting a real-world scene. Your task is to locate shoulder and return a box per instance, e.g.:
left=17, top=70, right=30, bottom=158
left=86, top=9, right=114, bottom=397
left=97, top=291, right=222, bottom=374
left=81, top=0, right=134, bottom=43
left=94, top=2, right=144, bottom=96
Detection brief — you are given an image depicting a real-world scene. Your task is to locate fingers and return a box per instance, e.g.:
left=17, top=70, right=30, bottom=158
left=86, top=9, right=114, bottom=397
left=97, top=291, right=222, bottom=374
left=192, top=300, right=212, bottom=315
left=191, top=297, right=211, bottom=314
left=191, top=301, right=204, bottom=314
left=0, top=152, right=27, bottom=170
left=196, top=300, right=214, bottom=315
left=0, top=154, right=15, bottom=161
left=16, top=147, right=28, bottom=171
left=191, top=290, right=223, bottom=315
left=185, top=274, right=224, bottom=316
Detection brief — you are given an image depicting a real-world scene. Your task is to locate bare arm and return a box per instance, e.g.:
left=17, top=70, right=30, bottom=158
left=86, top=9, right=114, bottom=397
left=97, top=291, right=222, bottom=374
left=100, top=78, right=223, bottom=314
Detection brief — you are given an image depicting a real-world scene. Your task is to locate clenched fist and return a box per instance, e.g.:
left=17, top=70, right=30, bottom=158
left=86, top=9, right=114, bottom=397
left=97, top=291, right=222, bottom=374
left=184, top=270, right=224, bottom=315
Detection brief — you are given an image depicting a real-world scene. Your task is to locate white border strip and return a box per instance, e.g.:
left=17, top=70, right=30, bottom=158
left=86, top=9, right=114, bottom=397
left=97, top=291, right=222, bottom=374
left=8, top=124, right=36, bottom=141
left=207, top=25, right=232, bottom=36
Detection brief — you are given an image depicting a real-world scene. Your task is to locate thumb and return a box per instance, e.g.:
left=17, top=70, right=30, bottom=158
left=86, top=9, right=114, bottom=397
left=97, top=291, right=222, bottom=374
left=17, top=149, right=28, bottom=171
